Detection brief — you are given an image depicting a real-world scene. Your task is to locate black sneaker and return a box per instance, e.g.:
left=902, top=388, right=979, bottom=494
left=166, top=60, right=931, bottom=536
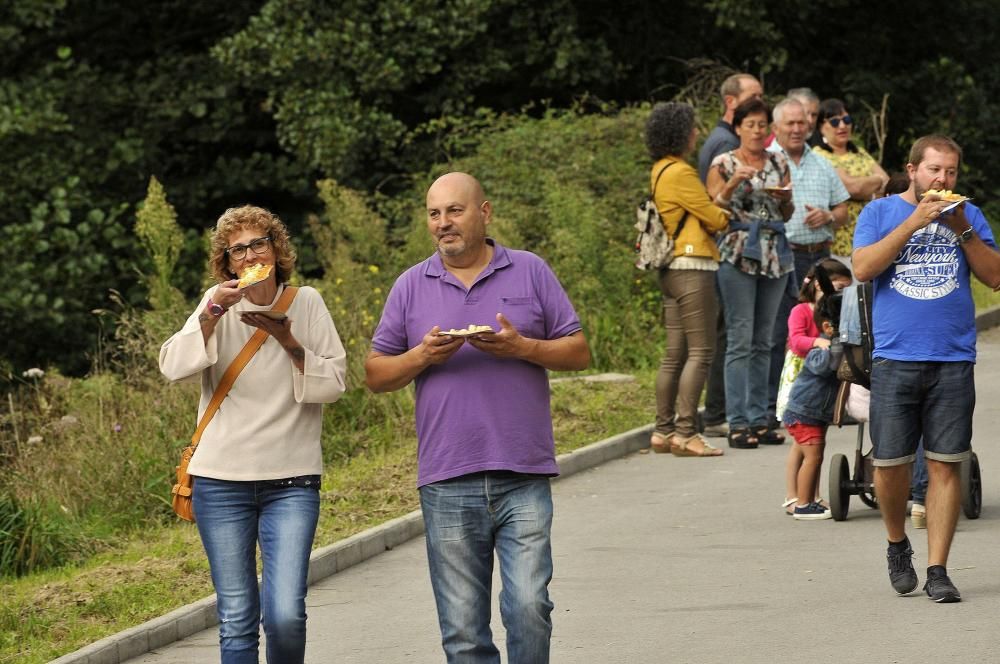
left=924, top=569, right=962, bottom=603
left=886, top=539, right=918, bottom=595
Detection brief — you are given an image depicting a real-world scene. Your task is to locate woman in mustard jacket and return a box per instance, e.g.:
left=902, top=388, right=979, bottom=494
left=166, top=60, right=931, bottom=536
left=645, top=102, right=730, bottom=457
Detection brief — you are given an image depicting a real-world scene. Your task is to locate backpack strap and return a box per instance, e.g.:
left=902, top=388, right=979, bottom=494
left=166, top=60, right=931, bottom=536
left=651, top=162, right=673, bottom=196
left=651, top=161, right=688, bottom=239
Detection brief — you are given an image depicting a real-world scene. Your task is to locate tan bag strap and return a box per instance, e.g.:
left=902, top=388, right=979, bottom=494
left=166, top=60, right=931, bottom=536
left=190, top=286, right=299, bottom=447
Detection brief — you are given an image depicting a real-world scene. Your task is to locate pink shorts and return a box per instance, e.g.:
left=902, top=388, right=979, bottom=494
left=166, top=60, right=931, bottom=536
left=787, top=422, right=827, bottom=446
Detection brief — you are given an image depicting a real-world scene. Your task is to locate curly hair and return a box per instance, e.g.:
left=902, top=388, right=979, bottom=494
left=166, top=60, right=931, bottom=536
left=645, top=102, right=696, bottom=160
left=208, top=205, right=297, bottom=284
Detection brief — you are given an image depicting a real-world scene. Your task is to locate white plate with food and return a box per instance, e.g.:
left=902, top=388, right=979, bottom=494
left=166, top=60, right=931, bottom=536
left=437, top=325, right=496, bottom=337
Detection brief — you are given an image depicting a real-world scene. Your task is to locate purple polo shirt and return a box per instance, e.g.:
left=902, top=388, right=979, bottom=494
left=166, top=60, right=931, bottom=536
left=371, top=241, right=582, bottom=487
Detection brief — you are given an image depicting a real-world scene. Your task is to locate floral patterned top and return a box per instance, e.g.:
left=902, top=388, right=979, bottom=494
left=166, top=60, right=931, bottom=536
left=812, top=144, right=880, bottom=256
left=710, top=150, right=794, bottom=278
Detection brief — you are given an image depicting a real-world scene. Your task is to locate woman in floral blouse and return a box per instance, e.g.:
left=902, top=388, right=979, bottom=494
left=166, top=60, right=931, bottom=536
left=707, top=97, right=794, bottom=449
left=812, top=98, right=890, bottom=260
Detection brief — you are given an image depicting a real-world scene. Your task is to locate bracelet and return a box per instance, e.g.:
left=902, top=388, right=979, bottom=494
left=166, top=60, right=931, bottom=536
left=715, top=194, right=731, bottom=206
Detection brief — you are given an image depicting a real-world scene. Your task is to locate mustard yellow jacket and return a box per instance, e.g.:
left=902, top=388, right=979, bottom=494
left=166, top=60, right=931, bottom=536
left=651, top=157, right=730, bottom=261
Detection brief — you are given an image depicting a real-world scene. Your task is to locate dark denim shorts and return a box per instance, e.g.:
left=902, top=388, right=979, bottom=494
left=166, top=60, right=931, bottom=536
left=869, top=359, right=974, bottom=466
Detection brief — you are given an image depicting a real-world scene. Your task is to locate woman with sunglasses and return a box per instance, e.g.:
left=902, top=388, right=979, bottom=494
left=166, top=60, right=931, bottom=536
left=160, top=205, right=347, bottom=663
left=813, top=98, right=890, bottom=261
left=707, top=97, right=795, bottom=449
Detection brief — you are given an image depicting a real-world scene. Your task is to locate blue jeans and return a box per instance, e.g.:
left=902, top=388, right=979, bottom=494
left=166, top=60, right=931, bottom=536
left=193, top=476, right=320, bottom=664
left=420, top=471, right=554, bottom=664
left=717, top=262, right=789, bottom=428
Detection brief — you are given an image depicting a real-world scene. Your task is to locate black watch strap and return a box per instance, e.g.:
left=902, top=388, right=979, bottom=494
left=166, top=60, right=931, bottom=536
left=957, top=226, right=975, bottom=245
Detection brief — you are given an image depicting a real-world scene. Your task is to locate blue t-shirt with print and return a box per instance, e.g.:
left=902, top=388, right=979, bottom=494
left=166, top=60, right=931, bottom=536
left=854, top=195, right=996, bottom=362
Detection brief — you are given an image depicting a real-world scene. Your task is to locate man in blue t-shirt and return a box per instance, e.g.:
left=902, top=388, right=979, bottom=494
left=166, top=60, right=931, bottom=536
left=854, top=135, right=1000, bottom=603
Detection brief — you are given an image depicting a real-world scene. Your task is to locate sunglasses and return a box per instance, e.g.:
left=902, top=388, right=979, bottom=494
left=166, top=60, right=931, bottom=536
left=826, top=115, right=853, bottom=128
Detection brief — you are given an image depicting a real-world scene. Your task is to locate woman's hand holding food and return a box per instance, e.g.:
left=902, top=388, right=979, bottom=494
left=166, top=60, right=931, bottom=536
left=212, top=279, right=243, bottom=309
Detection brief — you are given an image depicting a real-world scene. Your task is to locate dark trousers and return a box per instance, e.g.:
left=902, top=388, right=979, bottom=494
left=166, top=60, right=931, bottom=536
left=702, top=281, right=727, bottom=427
left=767, top=248, right=831, bottom=421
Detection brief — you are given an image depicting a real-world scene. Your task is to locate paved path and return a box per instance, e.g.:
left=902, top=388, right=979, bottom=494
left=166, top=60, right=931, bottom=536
left=125, top=328, right=1000, bottom=663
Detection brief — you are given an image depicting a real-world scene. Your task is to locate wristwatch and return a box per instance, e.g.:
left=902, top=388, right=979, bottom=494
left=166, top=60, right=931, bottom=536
left=207, top=301, right=227, bottom=317
left=956, top=226, right=975, bottom=245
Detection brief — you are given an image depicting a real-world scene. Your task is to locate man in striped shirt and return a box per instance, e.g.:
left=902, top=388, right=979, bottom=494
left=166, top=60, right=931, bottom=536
left=766, top=97, right=850, bottom=426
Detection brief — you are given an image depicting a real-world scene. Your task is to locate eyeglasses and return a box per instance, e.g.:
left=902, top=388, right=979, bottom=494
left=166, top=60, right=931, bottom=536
left=225, top=236, right=271, bottom=261
left=826, top=115, right=853, bottom=128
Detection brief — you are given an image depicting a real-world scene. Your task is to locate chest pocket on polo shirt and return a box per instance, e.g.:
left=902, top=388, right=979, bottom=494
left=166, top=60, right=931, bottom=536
left=499, top=296, right=544, bottom=338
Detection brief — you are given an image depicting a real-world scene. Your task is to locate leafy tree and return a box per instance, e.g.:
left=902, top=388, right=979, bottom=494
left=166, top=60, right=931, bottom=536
left=0, top=1, right=315, bottom=374
left=212, top=0, right=616, bottom=188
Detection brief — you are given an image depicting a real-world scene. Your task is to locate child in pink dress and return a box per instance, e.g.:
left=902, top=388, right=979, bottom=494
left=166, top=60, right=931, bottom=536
left=779, top=259, right=852, bottom=514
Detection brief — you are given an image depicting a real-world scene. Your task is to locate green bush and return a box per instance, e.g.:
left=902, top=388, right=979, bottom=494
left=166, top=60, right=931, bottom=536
left=308, top=179, right=416, bottom=460
left=3, top=178, right=133, bottom=377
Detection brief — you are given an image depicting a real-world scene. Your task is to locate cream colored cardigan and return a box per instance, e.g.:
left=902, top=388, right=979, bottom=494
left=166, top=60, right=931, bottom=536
left=159, top=284, right=347, bottom=481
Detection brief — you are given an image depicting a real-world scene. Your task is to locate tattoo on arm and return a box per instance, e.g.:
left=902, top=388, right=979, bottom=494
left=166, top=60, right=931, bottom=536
left=289, top=346, right=305, bottom=364
left=199, top=313, right=211, bottom=323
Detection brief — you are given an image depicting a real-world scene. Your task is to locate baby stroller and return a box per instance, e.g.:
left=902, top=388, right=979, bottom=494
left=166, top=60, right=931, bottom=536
left=827, top=283, right=983, bottom=522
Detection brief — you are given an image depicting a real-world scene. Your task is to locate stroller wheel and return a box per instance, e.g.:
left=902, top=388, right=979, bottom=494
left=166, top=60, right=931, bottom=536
left=961, top=452, right=982, bottom=519
left=829, top=453, right=850, bottom=521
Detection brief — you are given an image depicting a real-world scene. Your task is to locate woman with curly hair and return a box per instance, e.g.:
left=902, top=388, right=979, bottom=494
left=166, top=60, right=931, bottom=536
left=645, top=102, right=730, bottom=457
left=160, top=205, right=347, bottom=663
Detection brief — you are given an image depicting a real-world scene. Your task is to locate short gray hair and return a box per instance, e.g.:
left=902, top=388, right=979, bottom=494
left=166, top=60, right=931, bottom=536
left=720, top=73, right=755, bottom=104
left=787, top=87, right=819, bottom=104
left=773, top=97, right=804, bottom=123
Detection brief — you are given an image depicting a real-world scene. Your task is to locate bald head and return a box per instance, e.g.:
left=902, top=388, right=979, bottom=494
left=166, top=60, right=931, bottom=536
left=426, top=172, right=492, bottom=264
left=427, top=172, right=486, bottom=207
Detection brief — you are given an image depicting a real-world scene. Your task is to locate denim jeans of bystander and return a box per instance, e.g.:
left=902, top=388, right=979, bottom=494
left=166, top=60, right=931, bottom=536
left=193, top=476, right=320, bottom=664
left=702, top=281, right=728, bottom=427
left=420, top=471, right=554, bottom=664
left=717, top=262, right=789, bottom=428
left=911, top=440, right=928, bottom=504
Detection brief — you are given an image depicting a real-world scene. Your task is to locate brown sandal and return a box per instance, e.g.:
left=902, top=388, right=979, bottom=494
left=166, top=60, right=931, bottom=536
left=671, top=433, right=724, bottom=457
left=650, top=433, right=672, bottom=454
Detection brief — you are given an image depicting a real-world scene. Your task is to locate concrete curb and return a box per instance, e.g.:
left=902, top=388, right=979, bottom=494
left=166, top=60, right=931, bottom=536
left=50, top=423, right=654, bottom=664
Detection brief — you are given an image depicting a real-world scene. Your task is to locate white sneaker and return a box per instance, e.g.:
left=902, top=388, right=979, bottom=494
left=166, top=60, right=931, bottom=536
left=911, top=503, right=926, bottom=529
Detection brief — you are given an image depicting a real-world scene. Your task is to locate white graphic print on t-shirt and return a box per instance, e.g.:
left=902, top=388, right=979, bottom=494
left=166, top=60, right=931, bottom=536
left=890, top=222, right=960, bottom=301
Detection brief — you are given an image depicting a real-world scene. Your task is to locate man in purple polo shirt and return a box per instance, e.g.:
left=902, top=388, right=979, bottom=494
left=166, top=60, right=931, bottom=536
left=365, top=172, right=590, bottom=663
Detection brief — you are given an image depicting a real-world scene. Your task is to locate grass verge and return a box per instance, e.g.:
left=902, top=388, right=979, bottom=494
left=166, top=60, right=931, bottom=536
left=0, top=372, right=654, bottom=664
